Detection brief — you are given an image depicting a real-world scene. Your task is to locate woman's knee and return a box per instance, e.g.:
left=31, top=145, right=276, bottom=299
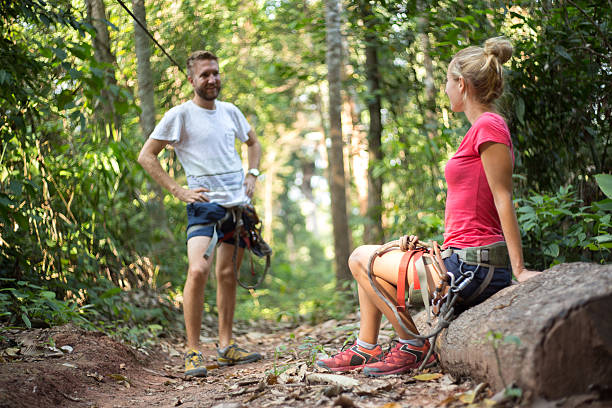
left=348, top=246, right=372, bottom=279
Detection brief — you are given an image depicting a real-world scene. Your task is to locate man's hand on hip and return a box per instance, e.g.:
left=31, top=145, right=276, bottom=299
left=244, top=174, right=257, bottom=198
left=176, top=187, right=210, bottom=203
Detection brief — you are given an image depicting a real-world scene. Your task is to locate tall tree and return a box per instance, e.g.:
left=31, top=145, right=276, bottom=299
left=132, top=0, right=155, bottom=139
left=131, top=0, right=168, bottom=232
left=358, top=0, right=384, bottom=244
left=417, top=4, right=442, bottom=190
left=325, top=0, right=352, bottom=287
left=86, top=0, right=120, bottom=134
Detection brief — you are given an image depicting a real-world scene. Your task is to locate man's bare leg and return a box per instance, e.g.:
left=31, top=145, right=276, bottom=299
left=184, top=236, right=213, bottom=350
left=215, top=242, right=244, bottom=349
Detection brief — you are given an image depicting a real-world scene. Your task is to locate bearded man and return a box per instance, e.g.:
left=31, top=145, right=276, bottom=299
left=138, top=50, right=263, bottom=377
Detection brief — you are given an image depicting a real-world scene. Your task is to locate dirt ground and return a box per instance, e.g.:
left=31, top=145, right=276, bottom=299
left=0, top=318, right=606, bottom=408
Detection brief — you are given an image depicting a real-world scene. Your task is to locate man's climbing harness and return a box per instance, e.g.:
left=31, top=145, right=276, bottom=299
left=367, top=235, right=509, bottom=371
left=187, top=204, right=272, bottom=289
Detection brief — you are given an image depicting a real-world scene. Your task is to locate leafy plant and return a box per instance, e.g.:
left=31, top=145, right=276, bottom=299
left=516, top=182, right=611, bottom=270
left=296, top=336, right=327, bottom=366
left=266, top=344, right=291, bottom=377
left=486, top=330, right=523, bottom=399
left=0, top=279, right=94, bottom=329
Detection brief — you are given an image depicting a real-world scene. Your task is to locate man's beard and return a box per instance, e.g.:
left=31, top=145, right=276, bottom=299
left=195, top=85, right=221, bottom=101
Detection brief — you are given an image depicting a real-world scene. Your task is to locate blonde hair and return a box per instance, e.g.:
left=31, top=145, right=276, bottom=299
left=449, top=37, right=513, bottom=105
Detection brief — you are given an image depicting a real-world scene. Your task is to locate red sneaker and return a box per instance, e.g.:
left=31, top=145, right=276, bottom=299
left=316, top=342, right=383, bottom=372
left=363, top=340, right=436, bottom=377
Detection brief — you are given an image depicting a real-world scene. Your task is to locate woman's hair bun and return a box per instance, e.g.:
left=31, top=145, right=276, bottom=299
left=484, top=37, right=513, bottom=64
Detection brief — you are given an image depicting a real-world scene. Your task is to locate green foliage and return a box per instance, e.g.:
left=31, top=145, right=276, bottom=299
left=1, top=0, right=609, bottom=348
left=297, top=336, right=327, bottom=366
left=0, top=278, right=94, bottom=329
left=0, top=1, right=186, bottom=347
left=267, top=344, right=291, bottom=376
left=516, top=183, right=611, bottom=270
left=486, top=330, right=523, bottom=399
left=503, top=1, right=611, bottom=202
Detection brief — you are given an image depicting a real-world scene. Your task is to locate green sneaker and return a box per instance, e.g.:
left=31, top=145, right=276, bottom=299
left=184, top=349, right=208, bottom=377
left=217, top=342, right=263, bottom=366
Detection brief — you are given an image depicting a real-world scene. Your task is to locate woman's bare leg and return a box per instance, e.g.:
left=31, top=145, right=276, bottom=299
left=349, top=245, right=420, bottom=343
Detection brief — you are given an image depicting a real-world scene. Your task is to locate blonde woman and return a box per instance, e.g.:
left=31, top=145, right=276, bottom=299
left=317, top=37, right=539, bottom=376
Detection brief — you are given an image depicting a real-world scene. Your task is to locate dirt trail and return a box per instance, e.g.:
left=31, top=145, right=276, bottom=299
left=0, top=319, right=603, bottom=407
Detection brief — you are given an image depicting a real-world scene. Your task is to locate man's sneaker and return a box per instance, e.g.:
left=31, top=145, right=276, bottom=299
left=315, top=342, right=384, bottom=372
left=184, top=349, right=208, bottom=377
left=363, top=340, right=436, bottom=377
left=217, top=342, right=263, bottom=366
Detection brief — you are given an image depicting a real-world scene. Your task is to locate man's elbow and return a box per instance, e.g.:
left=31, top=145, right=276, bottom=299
left=137, top=150, right=149, bottom=167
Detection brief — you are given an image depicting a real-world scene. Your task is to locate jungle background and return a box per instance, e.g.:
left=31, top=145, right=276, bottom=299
left=1, top=0, right=611, bottom=365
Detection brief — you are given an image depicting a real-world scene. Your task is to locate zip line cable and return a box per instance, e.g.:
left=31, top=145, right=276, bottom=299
left=114, top=0, right=187, bottom=78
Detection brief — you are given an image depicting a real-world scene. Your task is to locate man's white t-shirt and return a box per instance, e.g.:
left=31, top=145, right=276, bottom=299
left=149, top=100, right=251, bottom=207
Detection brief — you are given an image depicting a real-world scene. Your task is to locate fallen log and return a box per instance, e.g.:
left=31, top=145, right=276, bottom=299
left=414, top=262, right=612, bottom=400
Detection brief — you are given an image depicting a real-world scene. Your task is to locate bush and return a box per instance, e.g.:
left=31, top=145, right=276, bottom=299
left=516, top=179, right=611, bottom=270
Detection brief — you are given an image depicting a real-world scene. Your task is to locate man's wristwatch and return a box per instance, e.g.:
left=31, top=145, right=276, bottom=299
left=247, top=168, right=260, bottom=178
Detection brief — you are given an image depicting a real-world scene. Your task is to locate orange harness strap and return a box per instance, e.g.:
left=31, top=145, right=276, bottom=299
left=396, top=249, right=425, bottom=312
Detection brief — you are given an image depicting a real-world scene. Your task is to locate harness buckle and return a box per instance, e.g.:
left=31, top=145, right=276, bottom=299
left=480, top=249, right=489, bottom=263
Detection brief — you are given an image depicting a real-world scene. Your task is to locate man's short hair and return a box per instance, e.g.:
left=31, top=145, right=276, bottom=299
left=187, top=50, right=218, bottom=77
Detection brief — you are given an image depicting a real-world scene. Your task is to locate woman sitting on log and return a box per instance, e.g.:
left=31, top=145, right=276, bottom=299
left=316, top=37, right=540, bottom=377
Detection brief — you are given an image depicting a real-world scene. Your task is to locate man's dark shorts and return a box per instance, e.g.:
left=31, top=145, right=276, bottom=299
left=186, top=202, right=246, bottom=247
left=443, top=252, right=512, bottom=314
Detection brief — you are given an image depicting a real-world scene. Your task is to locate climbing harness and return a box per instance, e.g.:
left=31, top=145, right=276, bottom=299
left=187, top=204, right=272, bottom=289
left=367, top=236, right=510, bottom=370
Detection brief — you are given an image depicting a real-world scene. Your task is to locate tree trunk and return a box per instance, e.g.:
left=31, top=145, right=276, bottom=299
left=131, top=0, right=169, bottom=236
left=359, top=1, right=383, bottom=244
left=414, top=262, right=612, bottom=400
left=417, top=9, right=441, bottom=188
left=132, top=0, right=155, bottom=138
left=325, top=0, right=352, bottom=287
left=86, top=0, right=120, bottom=133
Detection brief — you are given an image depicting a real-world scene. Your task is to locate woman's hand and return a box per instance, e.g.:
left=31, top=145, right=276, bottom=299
left=399, top=235, right=419, bottom=251
left=514, top=268, right=541, bottom=282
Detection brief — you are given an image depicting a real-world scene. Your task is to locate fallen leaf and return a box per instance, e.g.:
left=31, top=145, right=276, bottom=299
left=333, top=394, right=356, bottom=407
left=437, top=395, right=457, bottom=405
left=459, top=391, right=476, bottom=404
left=355, top=379, right=392, bottom=395
left=459, top=382, right=488, bottom=404
left=44, top=346, right=64, bottom=358
left=60, top=345, right=73, bottom=354
left=87, top=371, right=104, bottom=382
left=265, top=373, right=278, bottom=385
left=21, top=346, right=44, bottom=357
left=323, top=385, right=342, bottom=398
left=62, top=363, right=78, bottom=368
left=108, top=373, right=132, bottom=388
left=412, top=373, right=443, bottom=381
left=377, top=403, right=402, bottom=408
left=237, top=378, right=259, bottom=387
